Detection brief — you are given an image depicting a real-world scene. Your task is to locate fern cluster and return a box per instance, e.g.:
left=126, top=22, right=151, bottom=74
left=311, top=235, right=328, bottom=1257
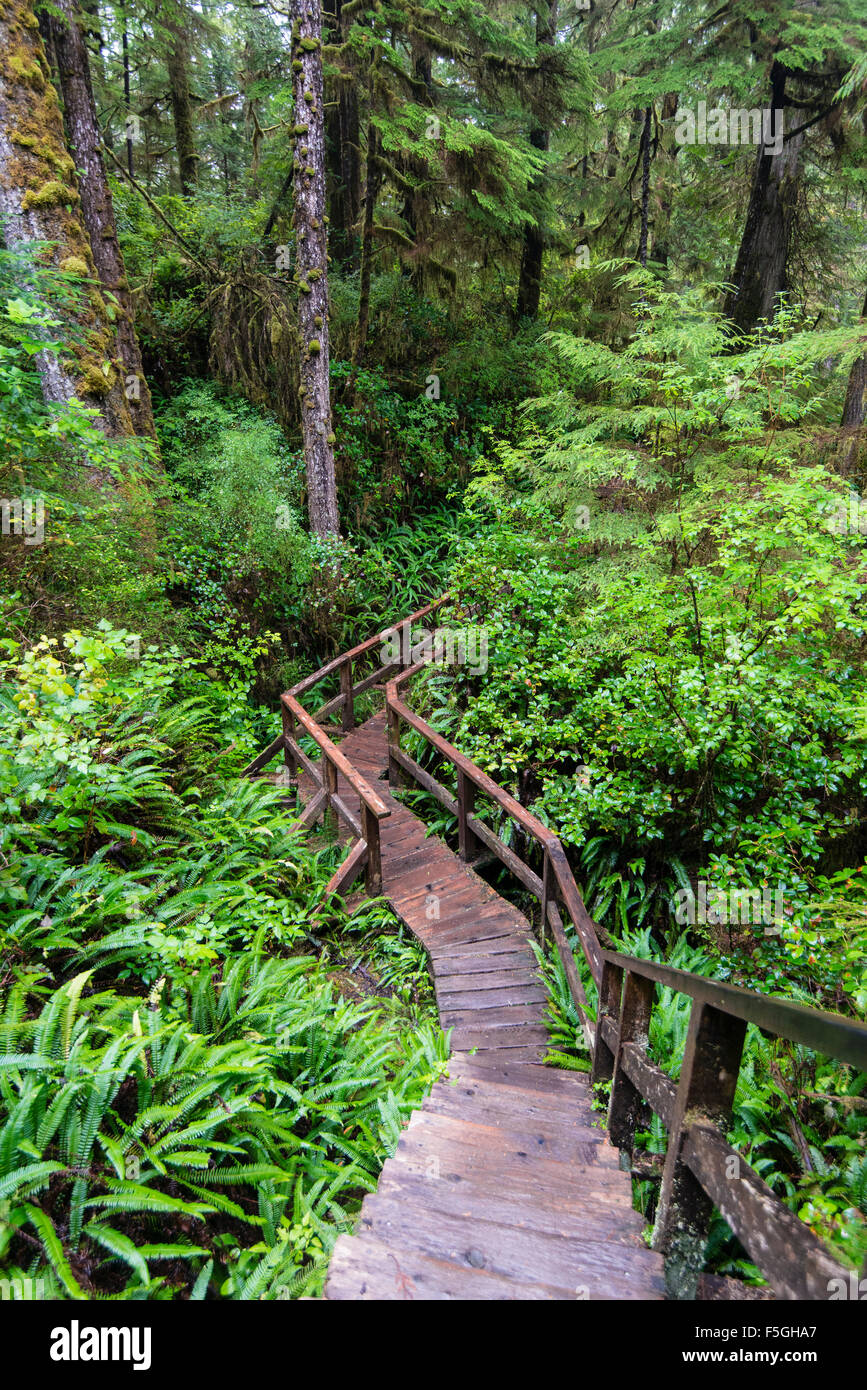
left=0, top=626, right=446, bottom=1299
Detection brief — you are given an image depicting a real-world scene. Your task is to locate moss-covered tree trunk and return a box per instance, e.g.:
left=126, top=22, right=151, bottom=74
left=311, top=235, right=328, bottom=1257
left=165, top=5, right=197, bottom=196
left=292, top=0, right=339, bottom=536
left=50, top=0, right=157, bottom=440
left=0, top=0, right=136, bottom=436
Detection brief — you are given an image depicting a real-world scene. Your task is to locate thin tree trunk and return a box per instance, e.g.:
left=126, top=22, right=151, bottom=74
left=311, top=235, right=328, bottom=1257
left=166, top=6, right=197, bottom=196
left=324, top=0, right=360, bottom=270
left=292, top=0, right=339, bottom=536
left=840, top=290, right=867, bottom=474
left=637, top=107, right=651, bottom=268
left=0, top=0, right=135, bottom=436
left=650, top=92, right=678, bottom=267
left=515, top=2, right=556, bottom=321
left=353, top=106, right=380, bottom=372
left=122, top=14, right=133, bottom=176
left=50, top=0, right=157, bottom=440
left=723, top=62, right=803, bottom=333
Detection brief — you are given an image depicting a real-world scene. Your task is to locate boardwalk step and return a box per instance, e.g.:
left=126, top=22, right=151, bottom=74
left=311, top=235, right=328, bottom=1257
left=363, top=1180, right=648, bottom=1247
left=326, top=1233, right=576, bottom=1300
left=355, top=1200, right=665, bottom=1299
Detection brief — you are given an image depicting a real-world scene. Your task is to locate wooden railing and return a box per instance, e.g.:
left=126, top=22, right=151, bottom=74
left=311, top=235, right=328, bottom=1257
left=248, top=601, right=867, bottom=1301
left=384, top=653, right=867, bottom=1302
left=242, top=598, right=446, bottom=895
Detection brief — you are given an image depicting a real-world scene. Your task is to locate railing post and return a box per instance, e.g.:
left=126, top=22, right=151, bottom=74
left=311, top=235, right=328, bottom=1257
left=457, top=769, right=481, bottom=862
left=608, top=970, right=655, bottom=1158
left=362, top=804, right=382, bottom=895
left=323, top=750, right=338, bottom=835
left=652, top=1001, right=747, bottom=1300
left=591, top=959, right=623, bottom=1085
left=340, top=657, right=354, bottom=732
left=280, top=701, right=298, bottom=806
left=387, top=703, right=406, bottom=788
left=540, top=848, right=551, bottom=944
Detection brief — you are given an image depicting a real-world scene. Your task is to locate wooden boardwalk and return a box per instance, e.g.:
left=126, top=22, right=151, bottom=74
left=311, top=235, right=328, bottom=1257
left=300, top=713, right=665, bottom=1300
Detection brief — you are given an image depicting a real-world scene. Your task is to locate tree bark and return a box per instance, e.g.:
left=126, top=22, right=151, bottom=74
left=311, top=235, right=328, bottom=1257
left=637, top=107, right=651, bottom=268
left=323, top=0, right=360, bottom=270
left=122, top=13, right=133, bottom=176
left=292, top=0, right=339, bottom=536
left=50, top=0, right=157, bottom=440
left=165, top=6, right=197, bottom=196
left=0, top=0, right=136, bottom=436
left=723, top=63, right=803, bottom=334
left=840, top=289, right=867, bottom=473
left=515, top=2, right=556, bottom=321
left=353, top=104, right=380, bottom=373
left=650, top=92, right=678, bottom=268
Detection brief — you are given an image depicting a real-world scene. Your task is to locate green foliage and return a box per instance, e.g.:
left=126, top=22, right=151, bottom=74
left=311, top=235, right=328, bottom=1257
left=0, top=622, right=447, bottom=1299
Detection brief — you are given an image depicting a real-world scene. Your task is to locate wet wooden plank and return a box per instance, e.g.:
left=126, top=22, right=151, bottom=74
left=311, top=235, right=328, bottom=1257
left=436, top=982, right=547, bottom=1011
left=356, top=1200, right=664, bottom=1299
left=326, top=1233, right=574, bottom=1300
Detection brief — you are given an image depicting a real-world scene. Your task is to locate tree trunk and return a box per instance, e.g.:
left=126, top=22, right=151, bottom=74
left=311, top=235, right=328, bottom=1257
left=353, top=106, right=380, bottom=372
left=165, top=6, right=197, bottom=196
left=515, top=2, right=556, bottom=321
left=292, top=0, right=339, bottom=536
left=50, top=0, right=157, bottom=440
left=637, top=107, right=651, bottom=268
left=650, top=92, right=678, bottom=268
left=723, top=63, right=803, bottom=334
left=840, top=290, right=867, bottom=474
left=0, top=0, right=136, bottom=436
left=122, top=13, right=133, bottom=176
left=323, top=0, right=360, bottom=270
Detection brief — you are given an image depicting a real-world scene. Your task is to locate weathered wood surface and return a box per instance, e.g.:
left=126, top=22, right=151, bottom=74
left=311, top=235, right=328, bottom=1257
left=289, top=712, right=664, bottom=1300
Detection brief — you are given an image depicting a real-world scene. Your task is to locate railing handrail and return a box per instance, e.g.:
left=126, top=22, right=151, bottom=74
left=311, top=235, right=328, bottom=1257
left=243, top=596, right=448, bottom=896
left=280, top=692, right=390, bottom=819
left=603, top=949, right=867, bottom=1071
left=288, top=597, right=448, bottom=701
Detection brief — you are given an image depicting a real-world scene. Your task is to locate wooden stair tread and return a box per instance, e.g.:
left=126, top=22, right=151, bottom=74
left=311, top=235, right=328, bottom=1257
left=356, top=1200, right=664, bottom=1298
left=326, top=1233, right=577, bottom=1300
left=362, top=1183, right=648, bottom=1248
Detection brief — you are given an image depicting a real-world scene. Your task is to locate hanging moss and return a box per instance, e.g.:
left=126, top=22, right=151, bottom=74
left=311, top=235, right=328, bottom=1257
left=308, top=267, right=322, bottom=282
left=298, top=36, right=320, bottom=52
left=292, top=60, right=303, bottom=72
left=303, top=90, right=314, bottom=103
left=327, top=432, right=336, bottom=445
left=308, top=339, right=321, bottom=353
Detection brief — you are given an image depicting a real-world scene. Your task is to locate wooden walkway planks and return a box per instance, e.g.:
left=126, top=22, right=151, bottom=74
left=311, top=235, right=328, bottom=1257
left=294, top=712, right=664, bottom=1300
